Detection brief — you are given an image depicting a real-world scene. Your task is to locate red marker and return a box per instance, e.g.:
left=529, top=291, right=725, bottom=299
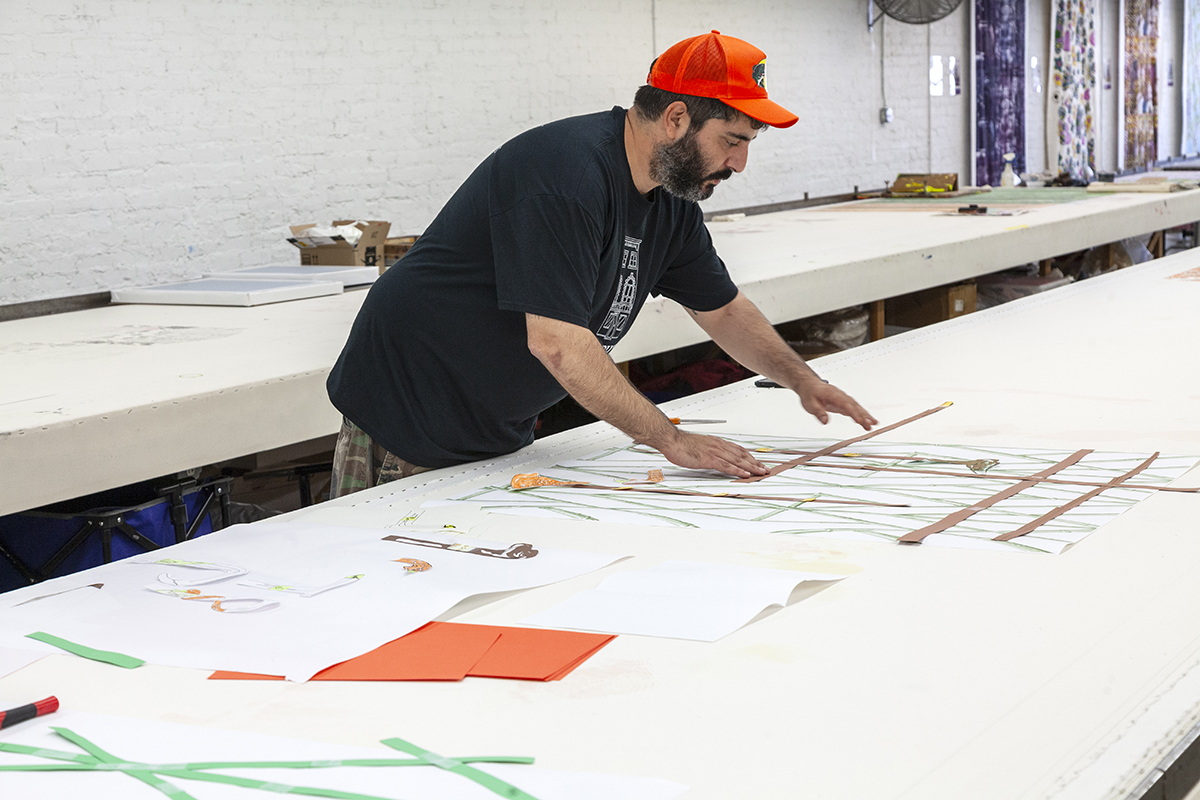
left=0, top=696, right=59, bottom=730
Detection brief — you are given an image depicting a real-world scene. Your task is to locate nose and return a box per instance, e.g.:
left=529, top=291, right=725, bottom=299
left=726, top=144, right=749, bottom=174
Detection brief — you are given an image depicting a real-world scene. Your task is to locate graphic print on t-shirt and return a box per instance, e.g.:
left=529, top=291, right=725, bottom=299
left=596, top=236, right=641, bottom=351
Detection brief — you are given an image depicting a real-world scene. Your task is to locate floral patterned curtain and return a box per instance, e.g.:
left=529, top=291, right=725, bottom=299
left=1125, top=0, right=1159, bottom=167
left=975, top=0, right=1025, bottom=186
left=1048, top=0, right=1096, bottom=180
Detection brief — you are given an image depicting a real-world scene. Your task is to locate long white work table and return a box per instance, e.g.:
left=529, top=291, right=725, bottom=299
left=2, top=185, right=1197, bottom=517
left=0, top=251, right=1198, bottom=799
left=615, top=184, right=1200, bottom=357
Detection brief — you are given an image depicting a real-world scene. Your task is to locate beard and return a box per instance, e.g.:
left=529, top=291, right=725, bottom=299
left=648, top=129, right=733, bottom=202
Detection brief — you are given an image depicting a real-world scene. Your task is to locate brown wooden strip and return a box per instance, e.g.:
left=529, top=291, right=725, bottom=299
left=513, top=474, right=908, bottom=507
left=737, top=402, right=954, bottom=484
left=897, top=449, right=1093, bottom=544
left=993, top=452, right=1160, bottom=542
left=748, top=458, right=1199, bottom=493
left=595, top=484, right=908, bottom=507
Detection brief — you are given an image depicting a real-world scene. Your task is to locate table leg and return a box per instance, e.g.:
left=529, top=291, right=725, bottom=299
left=868, top=300, right=885, bottom=341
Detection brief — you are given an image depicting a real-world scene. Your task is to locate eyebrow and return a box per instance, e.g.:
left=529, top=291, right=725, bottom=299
left=728, top=131, right=756, bottom=142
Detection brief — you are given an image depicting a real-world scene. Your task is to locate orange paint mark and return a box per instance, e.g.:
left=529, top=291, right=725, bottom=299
left=1169, top=266, right=1200, bottom=281
left=510, top=473, right=586, bottom=489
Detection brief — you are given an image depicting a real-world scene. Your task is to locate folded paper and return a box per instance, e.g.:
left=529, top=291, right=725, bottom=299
left=522, top=560, right=845, bottom=642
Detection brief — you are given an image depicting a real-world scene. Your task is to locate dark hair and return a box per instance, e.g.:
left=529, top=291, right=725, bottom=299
left=632, top=83, right=767, bottom=131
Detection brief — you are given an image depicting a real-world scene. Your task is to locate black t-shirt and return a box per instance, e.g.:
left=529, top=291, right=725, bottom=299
left=327, top=107, right=738, bottom=468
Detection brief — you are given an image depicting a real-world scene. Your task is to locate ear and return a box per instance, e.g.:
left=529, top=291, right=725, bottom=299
left=662, top=100, right=692, bottom=142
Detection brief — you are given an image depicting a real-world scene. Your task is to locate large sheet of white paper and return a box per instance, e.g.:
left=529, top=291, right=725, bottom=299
left=522, top=560, right=845, bottom=641
left=0, top=710, right=688, bottom=800
left=0, top=646, right=45, bottom=680
left=430, top=437, right=1198, bottom=554
left=0, top=523, right=622, bottom=681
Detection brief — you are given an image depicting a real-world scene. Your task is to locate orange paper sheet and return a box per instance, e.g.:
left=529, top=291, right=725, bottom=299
left=209, top=622, right=614, bottom=682
left=209, top=622, right=500, bottom=682
left=465, top=624, right=614, bottom=681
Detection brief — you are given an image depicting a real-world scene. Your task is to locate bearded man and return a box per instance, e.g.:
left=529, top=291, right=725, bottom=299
left=327, top=30, right=876, bottom=496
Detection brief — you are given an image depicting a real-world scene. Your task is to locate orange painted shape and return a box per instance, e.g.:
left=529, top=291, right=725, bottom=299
left=510, top=473, right=586, bottom=489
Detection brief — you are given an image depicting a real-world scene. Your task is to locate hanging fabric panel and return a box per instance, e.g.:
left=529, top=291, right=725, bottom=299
left=1125, top=0, right=1160, bottom=168
left=1185, top=0, right=1200, bottom=153
left=1048, top=0, right=1097, bottom=181
left=975, top=0, right=1025, bottom=186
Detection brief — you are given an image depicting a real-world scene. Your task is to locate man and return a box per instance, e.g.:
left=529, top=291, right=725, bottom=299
left=327, top=30, right=876, bottom=497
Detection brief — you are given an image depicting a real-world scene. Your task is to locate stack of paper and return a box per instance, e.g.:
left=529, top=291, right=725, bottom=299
left=209, top=622, right=614, bottom=682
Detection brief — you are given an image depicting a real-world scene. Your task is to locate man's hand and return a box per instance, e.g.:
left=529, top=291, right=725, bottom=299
left=795, top=378, right=878, bottom=431
left=528, top=313, right=768, bottom=479
left=526, top=313, right=772, bottom=480
left=653, top=429, right=769, bottom=478
left=687, top=292, right=878, bottom=433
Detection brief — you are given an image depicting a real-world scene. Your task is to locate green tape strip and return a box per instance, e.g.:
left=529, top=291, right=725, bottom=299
left=381, top=737, right=540, bottom=800
left=53, top=727, right=199, bottom=800
left=0, top=727, right=541, bottom=800
left=173, top=756, right=534, bottom=771
left=129, top=769, right=200, bottom=800
left=176, top=758, right=424, bottom=770
left=155, top=769, right=397, bottom=799
left=0, top=742, right=97, bottom=764
left=26, top=632, right=144, bottom=669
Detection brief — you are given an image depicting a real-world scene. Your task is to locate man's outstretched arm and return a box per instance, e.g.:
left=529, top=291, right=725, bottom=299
left=686, top=291, right=877, bottom=430
left=525, top=313, right=769, bottom=478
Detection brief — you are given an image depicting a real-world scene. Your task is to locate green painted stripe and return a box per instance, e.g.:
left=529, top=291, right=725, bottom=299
left=26, top=632, right=144, bottom=669
left=380, top=738, right=539, bottom=800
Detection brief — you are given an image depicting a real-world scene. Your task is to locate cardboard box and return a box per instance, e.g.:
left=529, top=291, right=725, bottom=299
left=383, top=235, right=419, bottom=271
left=288, top=220, right=390, bottom=268
left=890, top=173, right=959, bottom=195
left=885, top=280, right=976, bottom=328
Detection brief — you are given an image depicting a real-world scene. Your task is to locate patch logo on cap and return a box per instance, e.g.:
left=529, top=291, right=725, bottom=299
left=753, top=58, right=766, bottom=89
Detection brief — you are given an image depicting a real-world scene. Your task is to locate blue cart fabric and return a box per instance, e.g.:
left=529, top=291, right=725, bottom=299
left=0, top=481, right=225, bottom=594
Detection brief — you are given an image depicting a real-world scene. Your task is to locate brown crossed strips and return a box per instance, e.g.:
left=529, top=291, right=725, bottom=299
left=737, top=402, right=954, bottom=483
left=991, top=452, right=1160, bottom=542
left=897, top=449, right=1093, bottom=544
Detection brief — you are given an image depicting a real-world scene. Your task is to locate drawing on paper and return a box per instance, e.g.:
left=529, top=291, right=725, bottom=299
left=140, top=558, right=248, bottom=586
left=13, top=583, right=103, bottom=607
left=239, top=574, right=365, bottom=597
left=138, top=559, right=367, bottom=613
left=148, top=587, right=281, bottom=613
left=433, top=429, right=1197, bottom=555
left=381, top=534, right=538, bottom=559
left=0, top=524, right=620, bottom=682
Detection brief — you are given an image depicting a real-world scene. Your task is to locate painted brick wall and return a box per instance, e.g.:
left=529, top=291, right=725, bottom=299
left=656, top=1, right=972, bottom=204
left=1, top=0, right=974, bottom=306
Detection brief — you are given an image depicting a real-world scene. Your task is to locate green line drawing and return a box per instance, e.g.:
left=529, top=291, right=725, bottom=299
left=0, top=727, right=539, bottom=800
left=432, top=435, right=1198, bottom=555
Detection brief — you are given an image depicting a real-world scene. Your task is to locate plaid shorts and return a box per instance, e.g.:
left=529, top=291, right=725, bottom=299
left=330, top=417, right=431, bottom=499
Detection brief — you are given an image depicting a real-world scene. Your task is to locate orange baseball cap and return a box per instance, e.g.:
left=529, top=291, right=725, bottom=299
left=648, top=30, right=798, bottom=129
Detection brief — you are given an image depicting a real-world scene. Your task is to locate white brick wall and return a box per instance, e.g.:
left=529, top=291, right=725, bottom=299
left=659, top=1, right=973, bottom=206
left=2, top=0, right=980, bottom=305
